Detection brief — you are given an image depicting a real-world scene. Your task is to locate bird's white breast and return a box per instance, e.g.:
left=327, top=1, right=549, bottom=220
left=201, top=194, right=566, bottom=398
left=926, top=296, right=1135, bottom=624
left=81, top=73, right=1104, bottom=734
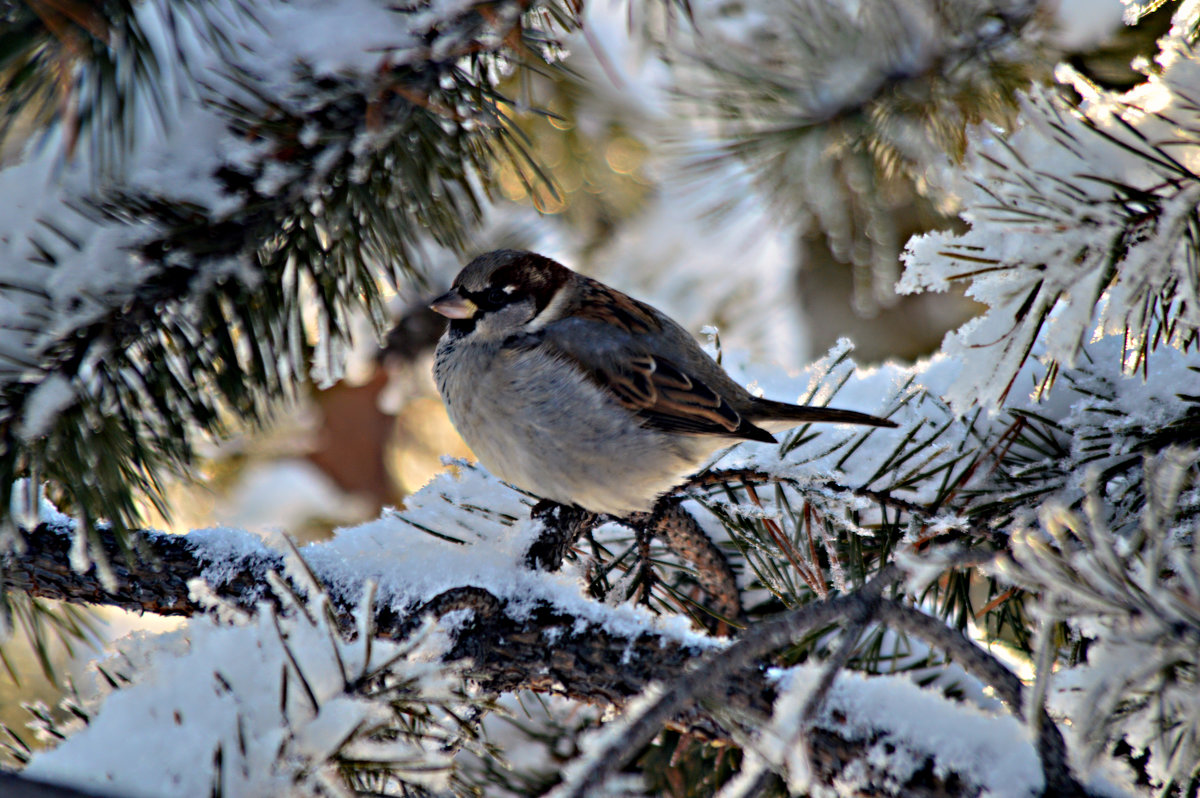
left=434, top=334, right=717, bottom=515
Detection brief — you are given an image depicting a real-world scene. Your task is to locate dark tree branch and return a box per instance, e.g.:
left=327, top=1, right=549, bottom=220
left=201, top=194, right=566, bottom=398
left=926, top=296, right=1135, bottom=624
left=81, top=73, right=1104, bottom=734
left=0, top=771, right=120, bottom=798
left=2, top=522, right=1091, bottom=797
left=2, top=520, right=283, bottom=616
left=799, top=610, right=872, bottom=768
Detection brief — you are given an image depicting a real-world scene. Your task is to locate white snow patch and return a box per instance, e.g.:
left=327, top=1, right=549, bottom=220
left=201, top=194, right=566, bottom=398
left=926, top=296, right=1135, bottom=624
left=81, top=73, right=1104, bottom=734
left=759, top=665, right=1043, bottom=797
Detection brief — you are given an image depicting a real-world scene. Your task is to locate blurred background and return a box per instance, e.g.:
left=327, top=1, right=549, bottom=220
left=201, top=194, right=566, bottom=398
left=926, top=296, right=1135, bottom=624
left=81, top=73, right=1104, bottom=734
left=0, top=0, right=1177, bottom=760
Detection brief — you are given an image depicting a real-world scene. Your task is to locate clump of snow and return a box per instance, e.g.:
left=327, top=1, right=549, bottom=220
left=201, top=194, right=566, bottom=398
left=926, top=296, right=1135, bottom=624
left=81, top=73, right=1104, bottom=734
left=184, top=525, right=278, bottom=587
left=753, top=664, right=1044, bottom=797
left=24, top=570, right=468, bottom=798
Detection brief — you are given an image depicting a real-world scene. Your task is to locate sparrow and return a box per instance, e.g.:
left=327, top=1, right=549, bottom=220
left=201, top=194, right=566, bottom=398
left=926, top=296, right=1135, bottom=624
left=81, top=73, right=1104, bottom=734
left=430, top=250, right=895, bottom=517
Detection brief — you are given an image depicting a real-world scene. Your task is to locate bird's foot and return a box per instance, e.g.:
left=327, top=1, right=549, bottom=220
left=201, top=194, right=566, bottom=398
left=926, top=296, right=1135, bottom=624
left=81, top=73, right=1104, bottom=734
left=525, top=500, right=598, bottom=571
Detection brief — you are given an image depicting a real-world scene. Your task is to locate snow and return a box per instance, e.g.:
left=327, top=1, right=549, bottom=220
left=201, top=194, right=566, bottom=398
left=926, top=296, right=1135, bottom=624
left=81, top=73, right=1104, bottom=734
left=0, top=0, right=514, bottom=442
left=24, top=571, right=464, bottom=797
left=184, top=525, right=278, bottom=587
left=900, top=5, right=1200, bottom=409
left=757, top=664, right=1045, bottom=797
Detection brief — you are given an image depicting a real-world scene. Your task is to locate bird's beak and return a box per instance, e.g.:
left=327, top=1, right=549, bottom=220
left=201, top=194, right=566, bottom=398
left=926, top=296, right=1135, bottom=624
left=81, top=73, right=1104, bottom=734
left=430, top=288, right=477, bottom=319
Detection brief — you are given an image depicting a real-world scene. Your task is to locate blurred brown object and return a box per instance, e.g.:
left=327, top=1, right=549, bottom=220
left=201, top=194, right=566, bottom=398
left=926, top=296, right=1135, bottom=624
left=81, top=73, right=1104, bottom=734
left=306, top=302, right=474, bottom=509
left=306, top=369, right=399, bottom=511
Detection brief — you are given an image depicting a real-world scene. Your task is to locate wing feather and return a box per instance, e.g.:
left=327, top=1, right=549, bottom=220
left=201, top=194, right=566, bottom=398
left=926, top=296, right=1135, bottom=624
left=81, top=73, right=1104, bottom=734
left=509, top=281, right=777, bottom=443
left=571, top=349, right=774, bottom=442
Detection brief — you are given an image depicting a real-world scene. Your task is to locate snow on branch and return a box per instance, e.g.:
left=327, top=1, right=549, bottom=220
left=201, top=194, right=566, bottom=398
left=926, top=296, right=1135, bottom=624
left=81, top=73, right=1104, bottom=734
left=4, top=469, right=1091, bottom=798
left=665, top=0, right=1046, bottom=306
left=900, top=3, right=1200, bottom=409
left=997, top=448, right=1200, bottom=794
left=5, top=333, right=1197, bottom=795
left=551, top=567, right=1079, bottom=798
left=22, top=568, right=480, bottom=796
left=0, top=0, right=564, bottom=547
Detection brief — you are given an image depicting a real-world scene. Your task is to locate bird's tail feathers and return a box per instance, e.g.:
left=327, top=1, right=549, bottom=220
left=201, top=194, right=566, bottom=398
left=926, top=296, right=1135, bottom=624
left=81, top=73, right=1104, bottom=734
left=751, top=399, right=896, bottom=430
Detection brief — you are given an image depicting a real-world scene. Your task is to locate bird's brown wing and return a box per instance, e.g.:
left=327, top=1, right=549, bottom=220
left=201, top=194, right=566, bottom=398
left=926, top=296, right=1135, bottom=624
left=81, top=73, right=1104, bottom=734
left=507, top=329, right=773, bottom=443
left=599, top=352, right=777, bottom=442
left=570, top=278, right=665, bottom=335
left=506, top=278, right=777, bottom=443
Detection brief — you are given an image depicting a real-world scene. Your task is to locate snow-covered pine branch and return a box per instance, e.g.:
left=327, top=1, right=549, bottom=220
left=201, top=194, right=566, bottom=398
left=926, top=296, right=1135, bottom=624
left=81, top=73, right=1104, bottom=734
left=1, top=489, right=1084, bottom=798
left=0, top=0, right=568, bottom=552
left=6, top=330, right=1198, bottom=795
left=23, top=564, right=482, bottom=797
left=901, top=1, right=1200, bottom=409
left=999, top=448, right=1200, bottom=795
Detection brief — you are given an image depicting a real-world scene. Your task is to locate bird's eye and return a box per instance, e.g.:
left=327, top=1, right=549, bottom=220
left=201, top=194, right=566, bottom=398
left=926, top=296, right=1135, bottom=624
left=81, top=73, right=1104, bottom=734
left=486, top=287, right=508, bottom=305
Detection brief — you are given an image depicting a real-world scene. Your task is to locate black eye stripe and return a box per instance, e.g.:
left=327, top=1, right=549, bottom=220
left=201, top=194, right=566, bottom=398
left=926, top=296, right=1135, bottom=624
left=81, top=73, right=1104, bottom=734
left=463, top=284, right=521, bottom=311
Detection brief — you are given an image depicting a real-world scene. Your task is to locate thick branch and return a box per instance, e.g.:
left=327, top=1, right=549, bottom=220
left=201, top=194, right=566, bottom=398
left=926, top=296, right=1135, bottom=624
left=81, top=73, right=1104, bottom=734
left=3, top=522, right=1090, bottom=797
left=0, top=771, right=117, bottom=798
left=3, top=520, right=283, bottom=616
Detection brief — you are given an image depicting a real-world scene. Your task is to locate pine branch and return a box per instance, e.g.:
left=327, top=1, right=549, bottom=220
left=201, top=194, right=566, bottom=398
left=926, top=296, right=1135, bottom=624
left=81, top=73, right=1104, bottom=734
left=0, top=0, right=246, bottom=169
left=900, top=4, right=1200, bottom=408
left=1, top=0, right=569, bottom=543
left=681, top=0, right=1044, bottom=165
left=667, top=0, right=1049, bottom=303
left=552, top=566, right=1083, bottom=797
left=3, top=518, right=1097, bottom=797
left=997, top=448, right=1200, bottom=793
